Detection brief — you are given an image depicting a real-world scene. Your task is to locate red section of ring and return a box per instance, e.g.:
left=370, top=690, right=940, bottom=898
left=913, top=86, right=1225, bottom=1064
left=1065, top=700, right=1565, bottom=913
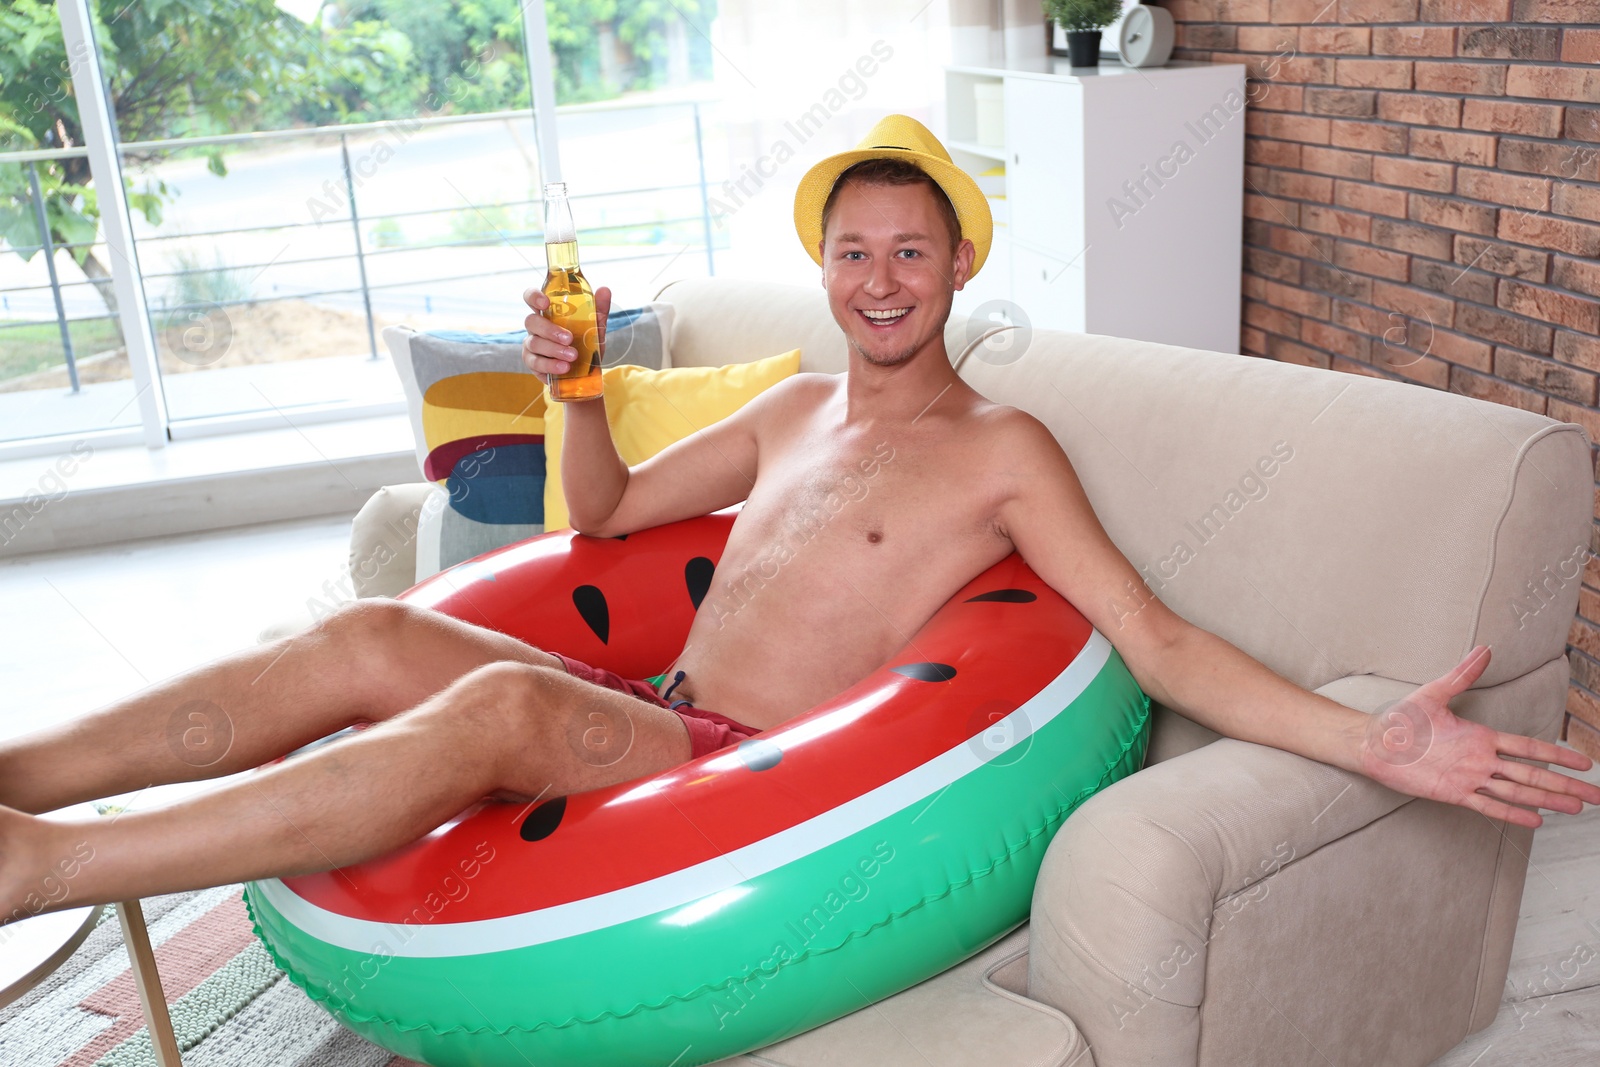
left=280, top=511, right=1090, bottom=923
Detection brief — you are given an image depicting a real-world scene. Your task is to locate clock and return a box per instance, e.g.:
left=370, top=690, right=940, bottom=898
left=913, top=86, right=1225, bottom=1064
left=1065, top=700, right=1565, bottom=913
left=1117, top=4, right=1175, bottom=69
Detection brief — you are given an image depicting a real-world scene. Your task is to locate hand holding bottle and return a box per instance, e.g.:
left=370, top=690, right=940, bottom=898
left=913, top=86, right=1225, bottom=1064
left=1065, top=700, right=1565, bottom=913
left=525, top=181, right=605, bottom=401
left=522, top=283, right=611, bottom=379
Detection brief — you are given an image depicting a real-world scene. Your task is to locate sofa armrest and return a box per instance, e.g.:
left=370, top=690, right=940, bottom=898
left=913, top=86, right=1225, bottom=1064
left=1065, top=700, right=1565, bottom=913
left=709, top=925, right=1094, bottom=1067
left=1027, top=661, right=1569, bottom=1066
left=349, top=482, right=438, bottom=599
left=1027, top=673, right=1420, bottom=1064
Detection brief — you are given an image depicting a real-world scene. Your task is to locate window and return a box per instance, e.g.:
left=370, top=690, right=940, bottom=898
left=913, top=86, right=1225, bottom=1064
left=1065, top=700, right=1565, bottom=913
left=0, top=3, right=143, bottom=446
left=0, top=0, right=722, bottom=452
left=3, top=3, right=961, bottom=457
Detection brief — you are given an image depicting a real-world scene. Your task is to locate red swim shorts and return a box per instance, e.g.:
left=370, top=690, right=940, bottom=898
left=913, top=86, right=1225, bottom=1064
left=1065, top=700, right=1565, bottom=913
left=553, top=653, right=761, bottom=760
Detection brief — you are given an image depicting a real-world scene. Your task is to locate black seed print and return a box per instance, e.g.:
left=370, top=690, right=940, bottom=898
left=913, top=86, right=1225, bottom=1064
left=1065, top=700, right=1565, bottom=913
left=520, top=796, right=566, bottom=841
left=891, top=663, right=958, bottom=682
left=685, top=556, right=716, bottom=610
left=573, top=585, right=610, bottom=644
left=965, top=589, right=1037, bottom=603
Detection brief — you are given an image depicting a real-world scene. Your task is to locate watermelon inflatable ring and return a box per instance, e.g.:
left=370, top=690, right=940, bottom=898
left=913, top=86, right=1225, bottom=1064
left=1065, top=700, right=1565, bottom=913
left=245, top=510, right=1150, bottom=1067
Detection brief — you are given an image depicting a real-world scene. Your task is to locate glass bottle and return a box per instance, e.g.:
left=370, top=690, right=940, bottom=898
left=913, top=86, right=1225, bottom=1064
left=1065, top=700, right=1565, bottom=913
left=541, top=182, right=602, bottom=401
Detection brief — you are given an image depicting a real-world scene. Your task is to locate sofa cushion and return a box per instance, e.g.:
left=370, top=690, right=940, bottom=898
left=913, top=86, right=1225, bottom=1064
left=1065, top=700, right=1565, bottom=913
left=373, top=277, right=1596, bottom=694
left=706, top=924, right=1092, bottom=1067
left=349, top=482, right=442, bottom=598
left=953, top=328, right=1591, bottom=695
left=653, top=278, right=1591, bottom=693
left=654, top=277, right=981, bottom=374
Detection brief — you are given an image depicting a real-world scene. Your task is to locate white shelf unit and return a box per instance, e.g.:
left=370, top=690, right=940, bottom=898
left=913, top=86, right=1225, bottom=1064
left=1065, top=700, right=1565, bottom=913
left=946, top=60, right=1245, bottom=354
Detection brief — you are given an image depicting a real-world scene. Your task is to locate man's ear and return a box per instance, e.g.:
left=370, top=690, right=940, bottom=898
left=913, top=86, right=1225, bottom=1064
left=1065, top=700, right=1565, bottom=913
left=951, top=238, right=976, bottom=292
left=817, top=241, right=828, bottom=287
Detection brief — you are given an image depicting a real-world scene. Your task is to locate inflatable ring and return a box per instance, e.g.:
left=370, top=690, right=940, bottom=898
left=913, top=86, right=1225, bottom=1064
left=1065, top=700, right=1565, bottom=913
left=246, top=511, right=1150, bottom=1067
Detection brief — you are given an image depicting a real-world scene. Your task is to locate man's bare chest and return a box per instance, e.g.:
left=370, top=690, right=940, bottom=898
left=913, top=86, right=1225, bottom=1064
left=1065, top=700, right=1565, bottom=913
left=741, top=428, right=1001, bottom=565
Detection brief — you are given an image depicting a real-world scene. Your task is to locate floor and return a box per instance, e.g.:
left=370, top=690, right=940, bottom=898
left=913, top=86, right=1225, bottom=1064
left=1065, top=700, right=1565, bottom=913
left=1431, top=760, right=1600, bottom=1067
left=2, top=518, right=1597, bottom=1064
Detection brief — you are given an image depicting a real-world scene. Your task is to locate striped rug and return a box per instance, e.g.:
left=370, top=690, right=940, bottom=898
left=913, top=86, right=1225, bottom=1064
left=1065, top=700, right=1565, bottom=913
left=0, top=885, right=420, bottom=1067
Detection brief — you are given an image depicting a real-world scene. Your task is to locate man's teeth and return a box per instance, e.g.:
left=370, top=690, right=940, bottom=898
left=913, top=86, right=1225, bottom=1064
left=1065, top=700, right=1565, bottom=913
left=861, top=308, right=911, bottom=322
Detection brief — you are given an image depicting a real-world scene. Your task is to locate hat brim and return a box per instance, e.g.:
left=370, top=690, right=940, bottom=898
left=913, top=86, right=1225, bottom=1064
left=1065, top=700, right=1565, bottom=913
left=794, top=148, right=993, bottom=280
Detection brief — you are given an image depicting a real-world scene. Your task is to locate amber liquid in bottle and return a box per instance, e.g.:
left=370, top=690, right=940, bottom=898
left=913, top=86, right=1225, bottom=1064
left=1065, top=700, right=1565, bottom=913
left=542, top=184, right=602, bottom=402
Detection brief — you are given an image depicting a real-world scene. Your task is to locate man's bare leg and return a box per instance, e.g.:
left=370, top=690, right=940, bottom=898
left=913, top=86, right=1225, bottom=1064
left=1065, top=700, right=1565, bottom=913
left=0, top=660, right=691, bottom=919
left=0, top=600, right=570, bottom=815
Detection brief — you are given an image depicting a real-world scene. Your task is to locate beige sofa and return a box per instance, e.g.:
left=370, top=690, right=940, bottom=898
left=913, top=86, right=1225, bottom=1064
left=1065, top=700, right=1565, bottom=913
left=334, top=278, right=1592, bottom=1066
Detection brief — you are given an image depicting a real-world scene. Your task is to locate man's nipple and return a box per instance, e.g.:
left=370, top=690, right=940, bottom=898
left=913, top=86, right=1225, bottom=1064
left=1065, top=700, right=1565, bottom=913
left=867, top=530, right=883, bottom=544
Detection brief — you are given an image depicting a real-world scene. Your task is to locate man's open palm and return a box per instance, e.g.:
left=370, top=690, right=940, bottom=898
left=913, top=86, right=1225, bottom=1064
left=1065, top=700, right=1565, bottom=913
left=1358, top=645, right=1600, bottom=828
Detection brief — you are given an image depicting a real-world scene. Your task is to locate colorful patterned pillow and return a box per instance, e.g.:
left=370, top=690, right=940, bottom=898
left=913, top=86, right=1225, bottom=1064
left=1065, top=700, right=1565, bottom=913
left=385, top=304, right=674, bottom=576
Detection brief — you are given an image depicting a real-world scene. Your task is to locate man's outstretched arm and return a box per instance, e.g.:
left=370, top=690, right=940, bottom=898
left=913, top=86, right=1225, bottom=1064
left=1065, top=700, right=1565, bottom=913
left=992, top=411, right=1600, bottom=828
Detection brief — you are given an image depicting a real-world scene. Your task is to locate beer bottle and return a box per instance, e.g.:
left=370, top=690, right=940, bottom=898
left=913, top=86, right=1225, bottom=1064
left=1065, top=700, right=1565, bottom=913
left=541, top=182, right=602, bottom=402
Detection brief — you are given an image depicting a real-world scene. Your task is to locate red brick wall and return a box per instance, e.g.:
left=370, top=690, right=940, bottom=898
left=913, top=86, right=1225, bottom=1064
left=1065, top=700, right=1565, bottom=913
left=1165, top=1, right=1600, bottom=757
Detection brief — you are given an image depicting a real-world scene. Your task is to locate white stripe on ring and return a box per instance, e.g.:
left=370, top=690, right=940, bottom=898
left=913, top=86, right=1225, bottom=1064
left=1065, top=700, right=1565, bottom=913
left=251, top=631, right=1112, bottom=959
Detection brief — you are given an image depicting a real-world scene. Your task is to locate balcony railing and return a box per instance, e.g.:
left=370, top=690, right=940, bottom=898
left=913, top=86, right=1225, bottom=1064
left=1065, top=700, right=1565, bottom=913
left=0, top=96, right=721, bottom=429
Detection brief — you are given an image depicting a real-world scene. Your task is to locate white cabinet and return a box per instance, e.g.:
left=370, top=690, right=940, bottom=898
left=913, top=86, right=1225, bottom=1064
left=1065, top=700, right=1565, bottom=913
left=1011, top=241, right=1087, bottom=334
left=1004, top=76, right=1084, bottom=257
left=947, top=60, right=1245, bottom=354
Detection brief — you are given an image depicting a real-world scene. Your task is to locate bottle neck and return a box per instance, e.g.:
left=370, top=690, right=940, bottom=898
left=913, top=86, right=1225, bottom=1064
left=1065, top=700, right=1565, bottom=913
left=546, top=237, right=580, bottom=271
left=544, top=192, right=577, bottom=250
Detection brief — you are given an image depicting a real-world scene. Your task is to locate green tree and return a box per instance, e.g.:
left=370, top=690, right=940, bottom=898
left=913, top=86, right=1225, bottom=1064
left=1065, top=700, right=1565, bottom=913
left=335, top=0, right=530, bottom=115
left=336, top=0, right=721, bottom=110
left=0, top=0, right=717, bottom=338
left=550, top=0, right=717, bottom=100
left=267, top=0, right=612, bottom=124
left=0, top=0, right=409, bottom=325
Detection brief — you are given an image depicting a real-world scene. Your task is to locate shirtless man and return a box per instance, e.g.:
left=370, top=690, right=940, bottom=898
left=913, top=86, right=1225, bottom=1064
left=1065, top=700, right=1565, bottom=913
left=2, top=116, right=1597, bottom=922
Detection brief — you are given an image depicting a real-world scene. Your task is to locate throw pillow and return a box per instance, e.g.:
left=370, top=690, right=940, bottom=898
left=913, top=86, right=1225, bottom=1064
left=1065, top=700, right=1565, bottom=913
left=385, top=304, right=674, bottom=573
left=542, top=349, right=802, bottom=531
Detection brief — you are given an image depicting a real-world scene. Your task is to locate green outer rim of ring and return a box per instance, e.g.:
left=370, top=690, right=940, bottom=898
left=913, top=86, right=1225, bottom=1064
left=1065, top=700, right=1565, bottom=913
left=247, top=654, right=1150, bottom=1067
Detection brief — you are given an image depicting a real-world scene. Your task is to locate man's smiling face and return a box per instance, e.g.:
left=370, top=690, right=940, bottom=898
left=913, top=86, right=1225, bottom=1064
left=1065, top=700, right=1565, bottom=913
left=819, top=178, right=974, bottom=369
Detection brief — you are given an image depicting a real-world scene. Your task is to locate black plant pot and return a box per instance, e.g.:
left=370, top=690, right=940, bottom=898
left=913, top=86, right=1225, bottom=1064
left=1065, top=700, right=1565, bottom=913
left=1066, top=29, right=1102, bottom=68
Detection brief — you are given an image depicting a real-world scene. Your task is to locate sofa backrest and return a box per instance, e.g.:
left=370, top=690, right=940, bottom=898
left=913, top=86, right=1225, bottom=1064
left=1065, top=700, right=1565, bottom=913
left=655, top=278, right=1591, bottom=694
left=655, top=277, right=977, bottom=373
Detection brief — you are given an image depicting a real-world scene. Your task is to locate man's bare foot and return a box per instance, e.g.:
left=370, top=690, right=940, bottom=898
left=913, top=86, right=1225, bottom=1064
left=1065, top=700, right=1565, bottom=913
left=0, top=805, right=97, bottom=928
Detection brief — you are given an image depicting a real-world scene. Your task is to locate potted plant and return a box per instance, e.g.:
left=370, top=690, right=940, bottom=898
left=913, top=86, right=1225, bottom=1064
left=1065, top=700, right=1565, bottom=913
left=1044, top=0, right=1125, bottom=68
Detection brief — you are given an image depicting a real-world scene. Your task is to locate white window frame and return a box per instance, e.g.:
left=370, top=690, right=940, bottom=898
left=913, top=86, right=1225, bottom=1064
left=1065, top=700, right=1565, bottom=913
left=0, top=0, right=564, bottom=461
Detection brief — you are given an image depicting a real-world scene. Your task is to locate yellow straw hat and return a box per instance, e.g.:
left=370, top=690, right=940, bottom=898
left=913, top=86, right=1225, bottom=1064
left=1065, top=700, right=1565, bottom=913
left=794, top=114, right=993, bottom=279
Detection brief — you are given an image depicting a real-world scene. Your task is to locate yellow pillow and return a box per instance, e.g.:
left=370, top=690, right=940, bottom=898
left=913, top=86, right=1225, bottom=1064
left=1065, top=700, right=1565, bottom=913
left=543, top=349, right=802, bottom=530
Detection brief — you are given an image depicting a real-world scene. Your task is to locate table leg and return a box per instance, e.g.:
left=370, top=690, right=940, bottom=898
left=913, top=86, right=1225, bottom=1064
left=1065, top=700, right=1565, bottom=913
left=115, top=901, right=183, bottom=1067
